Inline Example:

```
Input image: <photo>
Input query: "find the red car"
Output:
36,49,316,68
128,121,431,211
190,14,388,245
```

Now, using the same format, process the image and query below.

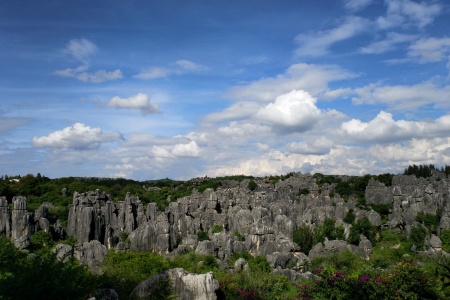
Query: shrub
293,226,314,254
416,212,440,234
30,230,54,255
410,224,427,251
212,224,223,234
0,237,96,300
441,229,450,252
349,216,377,245
197,230,210,241
248,180,257,191
298,188,310,196
248,255,272,273
234,231,245,241
100,250,169,299
344,209,356,224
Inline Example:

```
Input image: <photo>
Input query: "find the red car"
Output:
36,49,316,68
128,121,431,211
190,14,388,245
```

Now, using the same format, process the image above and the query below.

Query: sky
1,0,450,180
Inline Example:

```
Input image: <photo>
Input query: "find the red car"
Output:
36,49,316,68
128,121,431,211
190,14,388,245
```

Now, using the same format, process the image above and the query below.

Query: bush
100,250,169,299
212,224,223,234
248,255,272,273
234,231,245,241
416,212,440,234
349,216,377,245
298,188,310,196
197,230,210,241
344,209,356,224
293,226,314,254
0,237,96,300
441,229,450,252
248,180,257,191
410,224,427,251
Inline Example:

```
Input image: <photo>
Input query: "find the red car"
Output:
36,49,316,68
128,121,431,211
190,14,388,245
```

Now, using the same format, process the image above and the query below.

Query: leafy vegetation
0,237,97,300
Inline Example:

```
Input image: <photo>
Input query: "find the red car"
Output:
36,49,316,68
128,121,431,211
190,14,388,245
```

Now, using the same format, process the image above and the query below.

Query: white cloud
286,137,334,155
106,93,160,115
64,39,97,63
151,140,202,160
225,63,356,102
174,59,208,72
32,123,123,150
295,16,369,57
135,59,207,79
352,82,450,110
151,146,174,159
360,32,416,54
134,67,171,79
54,66,123,83
256,90,321,133
341,111,450,143
203,102,261,123
344,0,373,12
376,0,442,29
368,138,447,163
218,122,271,137
407,37,450,63
171,141,201,157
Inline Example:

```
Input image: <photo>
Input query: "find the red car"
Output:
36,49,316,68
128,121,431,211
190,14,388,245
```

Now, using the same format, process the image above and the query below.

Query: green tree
349,216,377,245
410,224,427,251
248,180,257,191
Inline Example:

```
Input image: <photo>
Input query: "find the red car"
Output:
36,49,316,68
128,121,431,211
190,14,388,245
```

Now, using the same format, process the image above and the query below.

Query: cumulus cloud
218,122,271,137
106,93,160,115
286,137,334,155
376,0,442,29
341,111,450,143
135,59,208,79
256,90,321,133
64,39,97,63
151,140,201,159
32,123,123,150
225,63,356,102
352,82,450,110
172,141,201,157
295,16,369,57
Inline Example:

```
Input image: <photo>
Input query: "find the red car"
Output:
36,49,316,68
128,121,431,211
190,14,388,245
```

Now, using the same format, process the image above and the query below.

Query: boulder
131,268,219,300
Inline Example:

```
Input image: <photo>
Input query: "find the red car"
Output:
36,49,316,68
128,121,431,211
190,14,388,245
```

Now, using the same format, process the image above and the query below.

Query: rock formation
1,172,450,275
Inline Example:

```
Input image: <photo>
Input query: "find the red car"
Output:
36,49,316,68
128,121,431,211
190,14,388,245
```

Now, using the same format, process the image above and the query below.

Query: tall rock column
11,196,34,240
0,197,11,237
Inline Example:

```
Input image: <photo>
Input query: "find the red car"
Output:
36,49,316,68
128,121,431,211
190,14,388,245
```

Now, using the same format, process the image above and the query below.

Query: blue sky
1,0,450,180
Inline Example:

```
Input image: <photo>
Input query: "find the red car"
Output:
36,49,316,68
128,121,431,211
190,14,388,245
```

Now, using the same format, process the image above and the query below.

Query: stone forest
1,164,450,299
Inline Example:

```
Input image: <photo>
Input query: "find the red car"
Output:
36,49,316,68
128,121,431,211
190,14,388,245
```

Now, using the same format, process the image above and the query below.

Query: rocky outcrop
11,196,35,244
74,240,107,274
0,197,10,237
130,268,219,300
2,171,450,274
308,237,372,260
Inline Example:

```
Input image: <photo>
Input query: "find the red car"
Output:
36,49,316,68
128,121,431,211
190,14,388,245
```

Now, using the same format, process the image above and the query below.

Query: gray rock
308,239,351,259
167,268,219,300
234,258,247,271
74,240,107,273
53,243,73,262
131,268,219,300
0,197,11,237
